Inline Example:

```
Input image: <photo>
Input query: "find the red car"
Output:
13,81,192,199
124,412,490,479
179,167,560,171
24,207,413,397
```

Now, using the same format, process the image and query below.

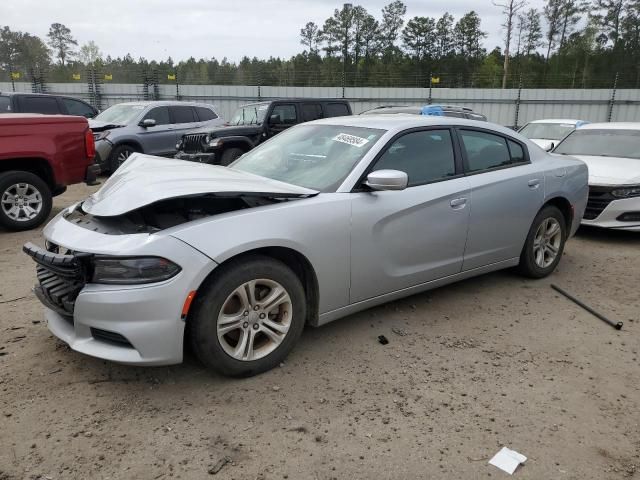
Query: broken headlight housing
91,256,181,285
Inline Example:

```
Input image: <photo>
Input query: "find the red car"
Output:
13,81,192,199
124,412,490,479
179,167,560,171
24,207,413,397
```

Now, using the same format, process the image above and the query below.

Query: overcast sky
2,0,547,63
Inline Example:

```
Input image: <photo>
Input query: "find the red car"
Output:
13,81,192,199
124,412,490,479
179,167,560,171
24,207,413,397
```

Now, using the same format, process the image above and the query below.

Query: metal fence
1,75,639,127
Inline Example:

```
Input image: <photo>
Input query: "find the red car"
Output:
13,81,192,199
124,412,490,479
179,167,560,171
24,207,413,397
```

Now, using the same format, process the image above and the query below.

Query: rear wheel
0,171,52,231
219,147,245,166
189,255,306,377
518,205,566,278
109,144,138,172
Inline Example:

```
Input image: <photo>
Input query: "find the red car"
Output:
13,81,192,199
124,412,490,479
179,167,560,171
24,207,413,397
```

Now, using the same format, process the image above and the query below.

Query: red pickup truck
0,113,99,231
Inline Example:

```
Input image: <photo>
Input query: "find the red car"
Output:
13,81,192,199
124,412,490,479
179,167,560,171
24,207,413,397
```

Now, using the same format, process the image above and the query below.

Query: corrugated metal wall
2,82,639,125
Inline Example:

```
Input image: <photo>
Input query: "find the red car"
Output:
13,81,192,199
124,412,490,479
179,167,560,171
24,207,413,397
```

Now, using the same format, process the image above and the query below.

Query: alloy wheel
1,183,43,222
217,279,293,361
117,148,133,167
533,217,562,268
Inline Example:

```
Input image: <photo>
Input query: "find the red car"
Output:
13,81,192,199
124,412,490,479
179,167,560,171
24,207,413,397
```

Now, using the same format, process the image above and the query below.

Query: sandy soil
1,183,639,480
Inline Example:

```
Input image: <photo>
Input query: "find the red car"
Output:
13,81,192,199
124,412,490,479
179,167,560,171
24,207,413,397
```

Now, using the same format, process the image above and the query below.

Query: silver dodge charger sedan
24,115,588,377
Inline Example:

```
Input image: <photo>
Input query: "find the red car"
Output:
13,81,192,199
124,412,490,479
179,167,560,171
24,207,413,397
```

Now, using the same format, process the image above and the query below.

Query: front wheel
517,205,567,278
219,147,245,166
0,171,52,231
188,255,306,377
109,144,138,172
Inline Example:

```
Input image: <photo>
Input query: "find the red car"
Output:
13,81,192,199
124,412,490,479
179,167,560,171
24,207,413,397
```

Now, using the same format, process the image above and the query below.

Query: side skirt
315,258,519,327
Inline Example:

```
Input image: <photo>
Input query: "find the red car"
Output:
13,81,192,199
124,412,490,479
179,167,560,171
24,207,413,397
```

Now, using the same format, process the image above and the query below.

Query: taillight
85,127,96,160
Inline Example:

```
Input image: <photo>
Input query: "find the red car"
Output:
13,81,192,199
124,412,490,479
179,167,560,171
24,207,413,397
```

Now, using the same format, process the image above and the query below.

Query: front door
138,106,176,156
266,104,298,137
350,128,471,303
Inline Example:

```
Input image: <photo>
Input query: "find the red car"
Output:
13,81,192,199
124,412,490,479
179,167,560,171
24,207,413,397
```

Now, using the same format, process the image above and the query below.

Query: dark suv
0,92,98,118
175,98,352,165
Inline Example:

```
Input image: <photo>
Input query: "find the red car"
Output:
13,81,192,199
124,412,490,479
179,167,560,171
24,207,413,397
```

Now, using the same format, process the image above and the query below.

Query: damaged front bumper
23,211,216,366
174,150,217,163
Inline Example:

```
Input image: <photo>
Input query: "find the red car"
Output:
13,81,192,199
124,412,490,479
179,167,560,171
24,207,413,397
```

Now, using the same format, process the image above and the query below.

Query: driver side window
271,104,297,125
372,129,456,187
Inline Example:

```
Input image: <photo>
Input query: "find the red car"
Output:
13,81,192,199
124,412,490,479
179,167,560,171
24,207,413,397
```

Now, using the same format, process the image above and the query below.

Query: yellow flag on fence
104,73,113,81
431,77,440,84
167,73,176,81
72,73,81,80
10,72,20,80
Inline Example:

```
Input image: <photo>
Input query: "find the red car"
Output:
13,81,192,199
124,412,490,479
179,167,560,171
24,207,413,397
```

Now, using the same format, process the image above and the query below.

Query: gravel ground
1,183,639,480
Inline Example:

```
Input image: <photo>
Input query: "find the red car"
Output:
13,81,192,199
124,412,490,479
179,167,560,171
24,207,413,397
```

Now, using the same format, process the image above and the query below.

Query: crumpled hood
82,154,318,217
89,119,125,131
569,154,640,186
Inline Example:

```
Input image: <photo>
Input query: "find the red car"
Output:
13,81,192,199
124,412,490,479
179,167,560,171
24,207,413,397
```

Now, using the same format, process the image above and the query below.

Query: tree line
1,0,640,89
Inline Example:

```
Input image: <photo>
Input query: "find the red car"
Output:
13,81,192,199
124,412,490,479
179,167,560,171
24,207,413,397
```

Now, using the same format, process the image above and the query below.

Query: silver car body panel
82,154,318,217
35,115,589,365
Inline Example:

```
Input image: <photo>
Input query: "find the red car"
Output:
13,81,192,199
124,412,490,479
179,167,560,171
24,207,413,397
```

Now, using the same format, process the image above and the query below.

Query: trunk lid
81,154,318,217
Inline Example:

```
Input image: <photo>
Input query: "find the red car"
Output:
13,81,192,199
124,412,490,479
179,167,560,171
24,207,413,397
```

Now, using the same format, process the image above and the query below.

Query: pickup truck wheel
109,144,138,172
0,171,52,231
189,255,306,377
220,147,245,166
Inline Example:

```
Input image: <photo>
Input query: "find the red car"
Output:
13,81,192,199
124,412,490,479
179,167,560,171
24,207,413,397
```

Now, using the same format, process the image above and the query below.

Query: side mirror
269,114,281,125
542,141,555,152
365,170,408,191
140,118,156,128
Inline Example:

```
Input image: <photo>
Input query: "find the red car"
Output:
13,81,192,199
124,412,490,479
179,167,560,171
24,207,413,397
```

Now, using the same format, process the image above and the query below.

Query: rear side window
508,140,525,163
20,96,61,114
0,96,11,112
460,130,512,172
302,103,323,122
325,103,350,117
195,107,217,121
143,106,170,125
170,106,197,123
271,104,297,124
62,98,95,117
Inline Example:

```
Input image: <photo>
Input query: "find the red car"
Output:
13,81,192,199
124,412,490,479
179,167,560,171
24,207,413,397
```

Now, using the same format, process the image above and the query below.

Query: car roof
111,101,216,107
528,119,586,124
578,122,640,130
240,98,348,107
310,114,516,136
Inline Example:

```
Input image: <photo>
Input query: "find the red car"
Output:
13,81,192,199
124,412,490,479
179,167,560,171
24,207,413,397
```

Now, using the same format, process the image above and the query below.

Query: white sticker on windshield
333,133,370,148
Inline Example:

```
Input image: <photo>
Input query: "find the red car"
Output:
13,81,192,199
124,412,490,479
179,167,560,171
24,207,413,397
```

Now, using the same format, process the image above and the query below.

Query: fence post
175,71,181,100
428,72,433,105
514,74,523,129
9,64,16,92
341,71,346,99
607,72,619,122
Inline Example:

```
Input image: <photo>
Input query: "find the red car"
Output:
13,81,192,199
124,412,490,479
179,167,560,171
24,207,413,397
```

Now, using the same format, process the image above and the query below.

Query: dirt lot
1,183,639,480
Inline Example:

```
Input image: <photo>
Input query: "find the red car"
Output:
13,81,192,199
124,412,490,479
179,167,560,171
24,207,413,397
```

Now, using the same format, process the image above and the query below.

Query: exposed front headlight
91,256,181,285
176,140,183,150
93,131,110,142
611,186,640,198
209,138,222,147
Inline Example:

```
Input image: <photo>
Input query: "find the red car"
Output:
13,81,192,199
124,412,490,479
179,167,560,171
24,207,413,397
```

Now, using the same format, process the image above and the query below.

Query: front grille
23,242,90,317
182,133,207,153
584,186,616,220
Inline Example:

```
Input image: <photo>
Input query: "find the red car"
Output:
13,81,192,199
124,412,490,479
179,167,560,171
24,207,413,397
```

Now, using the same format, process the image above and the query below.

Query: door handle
450,197,467,209
528,179,540,189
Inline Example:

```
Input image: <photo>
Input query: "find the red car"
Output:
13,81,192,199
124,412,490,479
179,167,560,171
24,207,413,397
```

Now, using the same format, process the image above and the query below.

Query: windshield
520,122,575,141
95,104,146,125
229,104,268,125
231,124,386,192
554,129,640,160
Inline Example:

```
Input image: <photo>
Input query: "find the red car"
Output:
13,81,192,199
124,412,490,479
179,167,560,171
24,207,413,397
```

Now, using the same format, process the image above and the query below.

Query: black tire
188,255,306,377
109,144,139,173
0,171,52,231
219,147,245,166
517,205,567,278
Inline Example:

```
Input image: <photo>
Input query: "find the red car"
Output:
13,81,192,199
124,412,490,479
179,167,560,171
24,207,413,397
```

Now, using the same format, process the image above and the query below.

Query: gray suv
91,101,223,172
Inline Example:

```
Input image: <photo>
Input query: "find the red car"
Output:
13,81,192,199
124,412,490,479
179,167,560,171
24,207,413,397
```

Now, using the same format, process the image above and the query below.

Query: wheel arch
113,139,144,153
191,246,320,326
0,158,55,190
543,196,574,234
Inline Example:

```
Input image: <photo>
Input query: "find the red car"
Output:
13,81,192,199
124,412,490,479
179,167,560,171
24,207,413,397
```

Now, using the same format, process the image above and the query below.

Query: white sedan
553,122,640,231
519,119,588,151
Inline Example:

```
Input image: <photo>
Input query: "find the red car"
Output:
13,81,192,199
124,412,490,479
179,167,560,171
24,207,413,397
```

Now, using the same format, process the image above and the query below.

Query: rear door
138,106,176,156
169,105,202,144
456,127,544,270
301,102,323,123
324,102,351,118
350,128,471,302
